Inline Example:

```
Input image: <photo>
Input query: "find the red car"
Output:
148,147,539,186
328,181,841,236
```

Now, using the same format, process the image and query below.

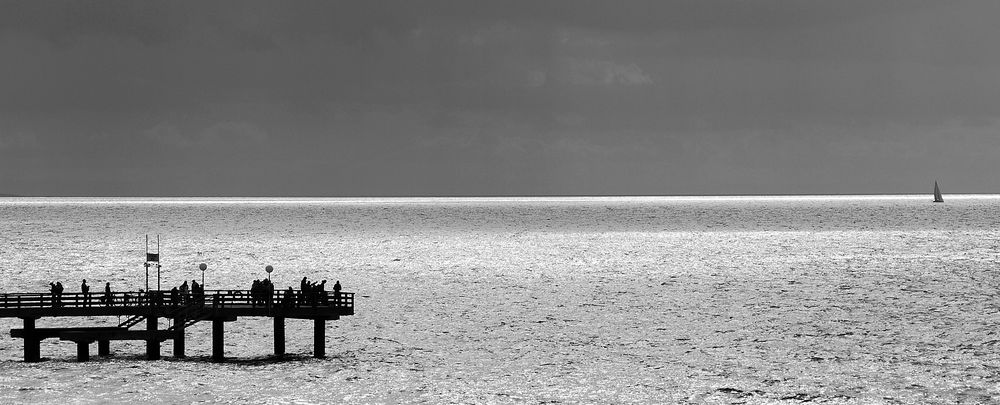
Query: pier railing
0,289,354,311
4,287,355,362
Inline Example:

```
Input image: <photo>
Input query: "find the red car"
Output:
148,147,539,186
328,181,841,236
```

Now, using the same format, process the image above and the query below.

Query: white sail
933,181,943,202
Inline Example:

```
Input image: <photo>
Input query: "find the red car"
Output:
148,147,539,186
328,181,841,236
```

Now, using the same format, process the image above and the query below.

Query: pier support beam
21,317,40,362
146,316,160,360
274,317,285,357
76,341,90,362
98,340,110,356
173,317,185,358
212,319,225,362
313,318,325,358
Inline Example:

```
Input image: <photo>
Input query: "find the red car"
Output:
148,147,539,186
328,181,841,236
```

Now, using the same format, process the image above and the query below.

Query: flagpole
156,235,161,291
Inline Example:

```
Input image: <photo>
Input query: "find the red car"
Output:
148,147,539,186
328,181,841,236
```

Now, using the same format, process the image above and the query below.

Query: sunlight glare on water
0,196,998,403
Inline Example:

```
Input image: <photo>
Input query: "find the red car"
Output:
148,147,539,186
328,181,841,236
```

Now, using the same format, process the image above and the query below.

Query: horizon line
0,192,993,199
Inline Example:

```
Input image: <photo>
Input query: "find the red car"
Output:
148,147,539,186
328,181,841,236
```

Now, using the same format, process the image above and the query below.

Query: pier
0,289,354,362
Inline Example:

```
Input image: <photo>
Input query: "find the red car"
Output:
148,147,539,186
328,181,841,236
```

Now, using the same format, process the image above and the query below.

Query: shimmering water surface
0,196,998,404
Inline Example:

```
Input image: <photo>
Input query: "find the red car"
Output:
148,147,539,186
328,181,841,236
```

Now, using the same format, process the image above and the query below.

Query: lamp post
199,263,207,288
265,265,273,282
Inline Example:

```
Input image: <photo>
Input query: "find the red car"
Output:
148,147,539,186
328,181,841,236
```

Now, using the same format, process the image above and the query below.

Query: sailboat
933,181,944,203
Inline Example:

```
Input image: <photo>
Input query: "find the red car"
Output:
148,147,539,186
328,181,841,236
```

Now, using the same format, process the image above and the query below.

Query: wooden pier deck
0,289,354,362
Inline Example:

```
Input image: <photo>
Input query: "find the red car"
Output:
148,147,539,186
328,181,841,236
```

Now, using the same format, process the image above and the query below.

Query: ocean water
0,196,998,404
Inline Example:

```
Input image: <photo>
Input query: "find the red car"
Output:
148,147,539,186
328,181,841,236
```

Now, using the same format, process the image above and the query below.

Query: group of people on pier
169,279,206,305
49,279,115,307
45,277,343,309
48,281,64,306
250,276,342,309
250,278,275,306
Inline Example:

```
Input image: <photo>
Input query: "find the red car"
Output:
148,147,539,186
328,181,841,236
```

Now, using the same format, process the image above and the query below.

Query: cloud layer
0,1,997,195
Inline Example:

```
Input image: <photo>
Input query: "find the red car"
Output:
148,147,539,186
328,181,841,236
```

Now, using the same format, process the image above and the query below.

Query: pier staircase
117,314,145,329
167,304,214,331
116,302,213,330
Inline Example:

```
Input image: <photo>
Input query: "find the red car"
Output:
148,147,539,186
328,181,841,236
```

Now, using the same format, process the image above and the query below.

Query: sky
1,0,999,196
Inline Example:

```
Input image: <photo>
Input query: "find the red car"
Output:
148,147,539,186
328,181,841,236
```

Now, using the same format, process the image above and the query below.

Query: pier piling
173,316,185,358
212,319,224,362
76,341,90,362
98,339,110,356
274,316,285,357
21,317,40,362
314,318,325,358
146,316,160,360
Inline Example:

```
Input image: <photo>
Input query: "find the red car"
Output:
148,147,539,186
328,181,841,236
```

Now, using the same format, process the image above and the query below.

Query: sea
0,196,998,404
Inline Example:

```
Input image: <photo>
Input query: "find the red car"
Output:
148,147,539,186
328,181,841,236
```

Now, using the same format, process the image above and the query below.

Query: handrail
0,289,354,310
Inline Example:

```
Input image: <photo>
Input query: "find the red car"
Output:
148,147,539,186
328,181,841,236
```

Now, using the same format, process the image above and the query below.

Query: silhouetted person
50,282,58,307
103,282,113,306
283,287,295,309
333,280,341,304
251,279,261,306
81,279,90,307
170,287,179,306
55,282,64,306
179,281,189,303
192,279,203,305
306,281,317,307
